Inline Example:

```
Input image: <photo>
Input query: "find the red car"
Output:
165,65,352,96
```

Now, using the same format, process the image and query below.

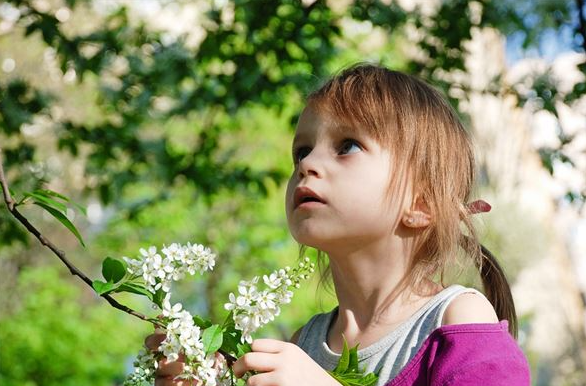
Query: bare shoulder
441,292,499,326
289,326,303,345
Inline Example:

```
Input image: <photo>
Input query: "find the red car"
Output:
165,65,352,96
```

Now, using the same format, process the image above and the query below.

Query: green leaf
152,289,165,309
33,202,86,247
101,256,126,283
328,338,377,386
236,342,251,357
333,338,350,373
193,315,213,329
92,280,115,295
361,374,378,386
220,332,240,355
115,282,152,298
202,324,223,355
25,192,68,213
348,344,359,372
37,189,87,215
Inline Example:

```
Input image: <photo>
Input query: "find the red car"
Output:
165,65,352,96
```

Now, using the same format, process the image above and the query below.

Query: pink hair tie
468,200,491,214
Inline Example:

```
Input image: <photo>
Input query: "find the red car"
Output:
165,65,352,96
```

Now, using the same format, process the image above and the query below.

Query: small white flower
256,290,276,310
236,280,258,308
140,246,159,260
224,292,238,311
123,256,142,275
162,243,186,263
162,295,183,318
262,272,282,289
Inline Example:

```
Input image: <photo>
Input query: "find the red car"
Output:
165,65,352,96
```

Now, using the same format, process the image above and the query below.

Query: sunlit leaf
115,282,152,298
25,192,68,213
202,324,223,355
333,338,350,373
36,189,87,216
33,202,86,247
92,280,115,295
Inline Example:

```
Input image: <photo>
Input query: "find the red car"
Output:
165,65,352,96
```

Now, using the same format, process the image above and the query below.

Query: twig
0,148,240,364
0,147,163,328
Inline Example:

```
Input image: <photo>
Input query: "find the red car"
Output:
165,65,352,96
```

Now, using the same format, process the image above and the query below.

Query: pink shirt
386,321,530,386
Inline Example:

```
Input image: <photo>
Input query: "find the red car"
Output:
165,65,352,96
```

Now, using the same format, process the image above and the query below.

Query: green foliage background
0,0,584,385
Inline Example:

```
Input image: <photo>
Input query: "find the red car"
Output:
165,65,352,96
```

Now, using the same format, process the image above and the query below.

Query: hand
144,328,198,386
233,339,340,386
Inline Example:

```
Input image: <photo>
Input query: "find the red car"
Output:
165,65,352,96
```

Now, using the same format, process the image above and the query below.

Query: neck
322,234,441,347
328,240,411,327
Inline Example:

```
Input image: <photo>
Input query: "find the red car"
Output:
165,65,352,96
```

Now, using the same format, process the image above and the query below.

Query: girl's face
285,107,407,252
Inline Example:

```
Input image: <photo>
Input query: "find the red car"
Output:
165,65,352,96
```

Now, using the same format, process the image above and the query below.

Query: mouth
294,186,326,209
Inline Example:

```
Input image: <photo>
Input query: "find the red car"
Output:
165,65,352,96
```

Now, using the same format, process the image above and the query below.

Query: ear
401,194,432,228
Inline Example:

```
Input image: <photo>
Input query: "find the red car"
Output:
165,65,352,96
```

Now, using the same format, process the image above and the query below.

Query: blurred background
0,0,585,385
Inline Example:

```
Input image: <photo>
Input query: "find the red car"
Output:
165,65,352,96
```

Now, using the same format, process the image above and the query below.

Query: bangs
306,68,403,146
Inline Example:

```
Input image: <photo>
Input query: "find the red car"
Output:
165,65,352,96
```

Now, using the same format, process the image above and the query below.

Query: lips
294,186,326,209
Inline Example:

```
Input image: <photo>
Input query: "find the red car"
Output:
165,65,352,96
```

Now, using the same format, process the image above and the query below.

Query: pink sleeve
430,322,530,386
386,321,531,386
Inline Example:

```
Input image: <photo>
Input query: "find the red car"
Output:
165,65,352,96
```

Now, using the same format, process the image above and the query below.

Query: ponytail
462,235,518,338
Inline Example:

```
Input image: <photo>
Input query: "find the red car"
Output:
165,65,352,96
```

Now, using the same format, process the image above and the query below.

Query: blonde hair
304,64,517,337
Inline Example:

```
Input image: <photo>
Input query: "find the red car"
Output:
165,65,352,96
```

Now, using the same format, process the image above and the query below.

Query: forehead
294,106,360,140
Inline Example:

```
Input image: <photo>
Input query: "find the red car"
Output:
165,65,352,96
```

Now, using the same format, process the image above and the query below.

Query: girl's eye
339,139,362,155
293,146,311,163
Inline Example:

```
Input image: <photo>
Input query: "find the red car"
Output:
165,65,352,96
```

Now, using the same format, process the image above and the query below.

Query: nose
297,151,323,179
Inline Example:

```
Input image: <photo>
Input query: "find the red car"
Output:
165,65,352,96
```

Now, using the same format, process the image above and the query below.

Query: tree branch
0,148,241,363
0,147,162,328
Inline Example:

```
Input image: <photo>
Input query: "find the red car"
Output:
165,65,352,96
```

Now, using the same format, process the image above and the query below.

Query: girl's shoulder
441,291,499,326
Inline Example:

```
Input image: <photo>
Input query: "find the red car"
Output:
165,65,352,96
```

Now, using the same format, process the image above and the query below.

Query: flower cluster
124,243,216,293
123,241,314,386
224,257,316,343
125,295,232,386
159,295,205,362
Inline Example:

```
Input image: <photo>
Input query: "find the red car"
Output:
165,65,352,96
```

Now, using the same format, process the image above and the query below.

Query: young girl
148,64,530,386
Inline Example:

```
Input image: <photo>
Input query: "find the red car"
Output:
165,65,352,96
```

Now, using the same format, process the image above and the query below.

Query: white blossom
122,242,217,294
225,257,315,343
162,243,186,263
125,244,314,386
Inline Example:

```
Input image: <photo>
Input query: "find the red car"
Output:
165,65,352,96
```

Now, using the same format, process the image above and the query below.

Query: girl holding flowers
148,64,530,385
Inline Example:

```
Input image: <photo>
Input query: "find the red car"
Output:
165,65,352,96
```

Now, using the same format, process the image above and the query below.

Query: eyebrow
291,132,309,146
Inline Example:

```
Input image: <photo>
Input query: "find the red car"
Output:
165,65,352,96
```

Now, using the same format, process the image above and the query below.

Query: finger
246,372,274,386
233,352,276,378
156,357,185,377
145,332,166,351
251,339,286,353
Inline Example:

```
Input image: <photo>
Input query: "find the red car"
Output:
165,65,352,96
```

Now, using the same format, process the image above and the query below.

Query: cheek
285,177,295,218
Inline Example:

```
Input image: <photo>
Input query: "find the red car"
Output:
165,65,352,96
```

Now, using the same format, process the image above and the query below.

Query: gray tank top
296,285,485,385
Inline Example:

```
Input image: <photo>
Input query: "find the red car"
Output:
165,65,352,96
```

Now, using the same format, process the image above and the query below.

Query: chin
290,228,334,252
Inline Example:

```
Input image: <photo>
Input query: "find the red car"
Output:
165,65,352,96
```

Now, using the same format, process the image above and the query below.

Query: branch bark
0,147,162,328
